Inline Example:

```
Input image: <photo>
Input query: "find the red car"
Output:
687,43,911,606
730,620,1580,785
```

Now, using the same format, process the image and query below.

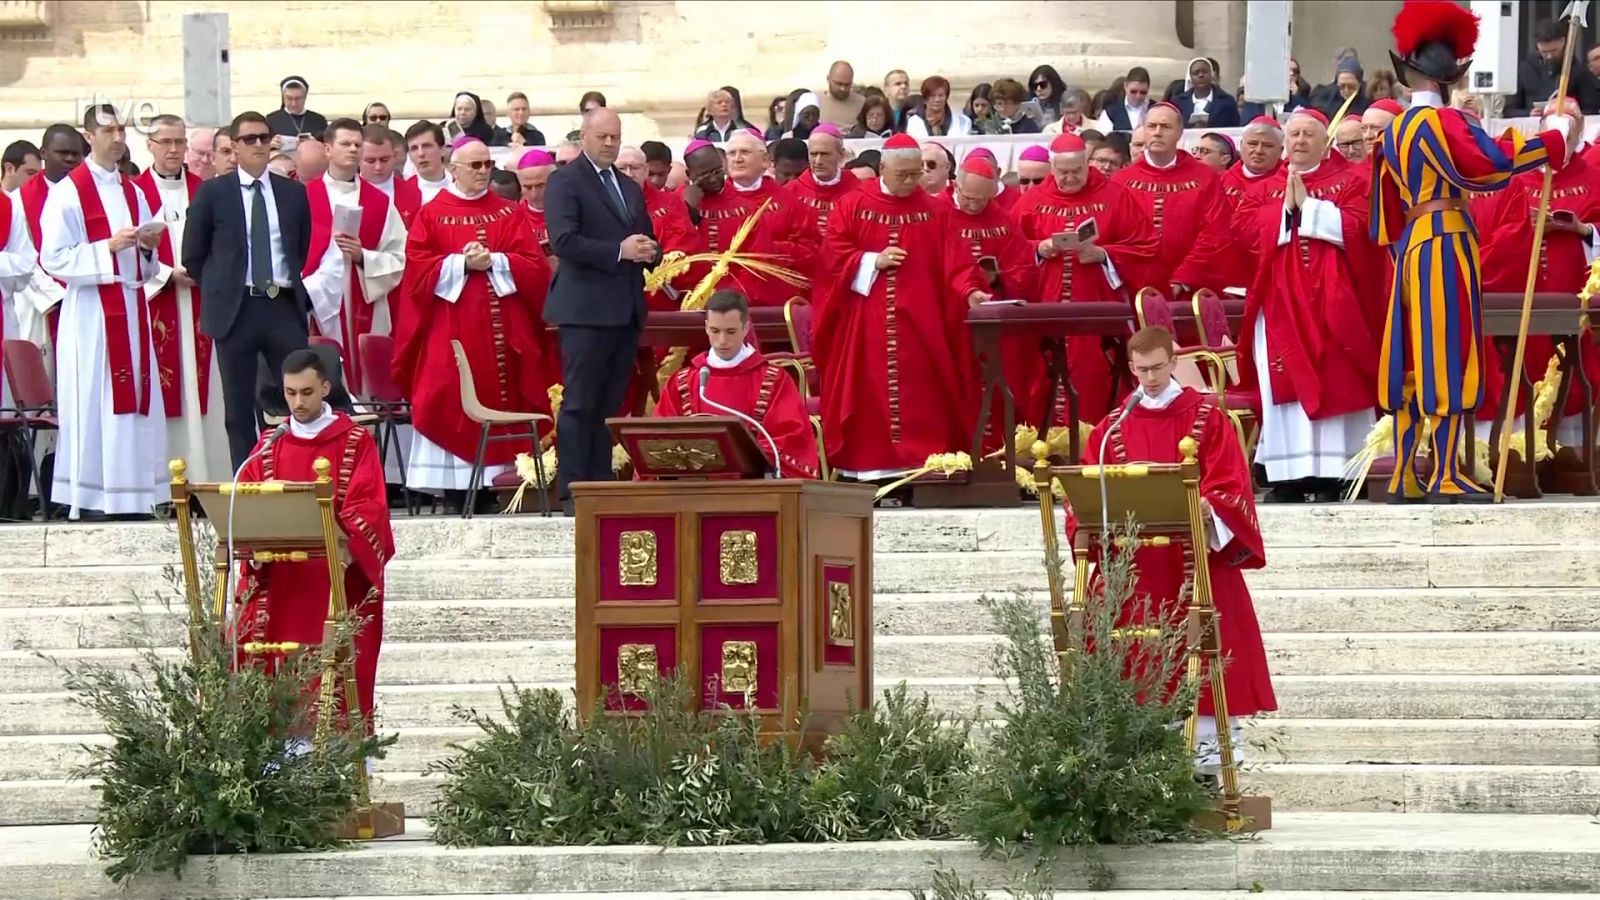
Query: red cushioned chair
763,296,830,479
358,333,416,514
2,339,58,519
1133,288,1256,456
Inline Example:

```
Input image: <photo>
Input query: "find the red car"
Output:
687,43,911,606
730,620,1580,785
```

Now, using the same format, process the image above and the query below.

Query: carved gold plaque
721,640,758,695
637,438,726,472
616,643,658,696
718,530,758,585
828,581,855,645
617,530,657,586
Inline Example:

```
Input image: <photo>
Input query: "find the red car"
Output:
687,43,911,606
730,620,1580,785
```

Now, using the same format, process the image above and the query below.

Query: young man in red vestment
360,125,420,228
1221,116,1284,208
653,290,820,478
1235,108,1381,503
1076,326,1276,776
393,138,556,506
682,131,816,307
1475,97,1600,448
815,132,990,478
1112,101,1238,295
1019,132,1159,425
235,349,393,735
785,124,857,244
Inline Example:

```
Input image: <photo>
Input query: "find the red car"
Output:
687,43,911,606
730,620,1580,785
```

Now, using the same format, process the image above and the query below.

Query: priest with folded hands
653,289,819,478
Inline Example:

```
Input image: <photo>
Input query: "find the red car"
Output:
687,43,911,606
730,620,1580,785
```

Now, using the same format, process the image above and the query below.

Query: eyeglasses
367,114,390,123
1018,177,1044,186
235,133,272,146
922,160,940,172
456,159,494,172
1336,140,1365,152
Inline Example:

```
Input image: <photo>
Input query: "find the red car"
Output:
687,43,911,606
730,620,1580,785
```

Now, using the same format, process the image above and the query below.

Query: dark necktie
249,181,272,291
599,167,628,220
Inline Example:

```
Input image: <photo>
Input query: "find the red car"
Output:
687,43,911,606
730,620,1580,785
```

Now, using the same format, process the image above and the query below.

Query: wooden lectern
1028,440,1270,834
169,458,404,841
574,418,875,743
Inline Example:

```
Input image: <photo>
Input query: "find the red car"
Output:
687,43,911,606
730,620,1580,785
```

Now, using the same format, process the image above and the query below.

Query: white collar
153,166,186,183
323,171,358,190
1126,98,1149,111
1143,150,1180,170
1410,90,1443,109
812,169,842,187
584,153,614,177
447,182,488,201
731,176,766,193
1137,381,1183,410
366,174,395,192
289,403,337,438
237,167,270,189
1243,163,1274,179
705,343,755,369
418,170,450,186
87,158,121,184
1292,161,1321,176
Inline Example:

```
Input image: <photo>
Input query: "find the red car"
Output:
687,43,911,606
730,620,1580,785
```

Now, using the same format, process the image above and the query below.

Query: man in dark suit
542,107,659,514
182,110,314,468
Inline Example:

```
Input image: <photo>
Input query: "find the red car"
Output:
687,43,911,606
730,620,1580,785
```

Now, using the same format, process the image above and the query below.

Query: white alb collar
705,343,755,369
1143,150,1180,170
1410,90,1443,109
812,169,842,187
731,176,766,193
1137,380,1183,410
289,403,338,439
88,157,121,184
447,182,488,201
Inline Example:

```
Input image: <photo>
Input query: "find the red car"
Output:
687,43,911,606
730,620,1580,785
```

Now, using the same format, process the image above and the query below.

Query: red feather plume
1392,0,1480,60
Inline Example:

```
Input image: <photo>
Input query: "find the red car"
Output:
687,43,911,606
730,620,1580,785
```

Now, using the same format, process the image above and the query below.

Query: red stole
19,173,63,348
304,177,387,391
68,163,152,415
133,169,211,418
391,175,422,226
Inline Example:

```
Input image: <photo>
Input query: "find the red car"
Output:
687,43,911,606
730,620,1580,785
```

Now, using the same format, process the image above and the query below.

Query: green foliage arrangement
57,576,393,884
950,532,1214,853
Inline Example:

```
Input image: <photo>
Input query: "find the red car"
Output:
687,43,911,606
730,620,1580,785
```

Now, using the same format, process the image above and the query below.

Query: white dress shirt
236,168,290,288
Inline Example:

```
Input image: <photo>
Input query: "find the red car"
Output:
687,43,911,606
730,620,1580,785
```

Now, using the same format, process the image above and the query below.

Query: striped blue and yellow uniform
1371,104,1560,496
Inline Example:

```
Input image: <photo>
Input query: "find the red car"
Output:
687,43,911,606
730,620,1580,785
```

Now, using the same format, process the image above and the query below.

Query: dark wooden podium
573,418,876,742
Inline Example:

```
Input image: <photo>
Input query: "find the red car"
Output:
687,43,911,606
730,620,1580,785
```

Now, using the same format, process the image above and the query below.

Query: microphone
222,420,291,667
1098,388,1144,543
698,366,783,479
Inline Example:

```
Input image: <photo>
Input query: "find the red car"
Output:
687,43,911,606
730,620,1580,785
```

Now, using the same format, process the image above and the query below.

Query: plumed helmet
1389,0,1480,87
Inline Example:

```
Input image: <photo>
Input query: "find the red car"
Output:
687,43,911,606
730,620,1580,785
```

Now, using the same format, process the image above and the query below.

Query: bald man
542,107,660,513
820,60,865,128
785,125,854,242
681,130,815,307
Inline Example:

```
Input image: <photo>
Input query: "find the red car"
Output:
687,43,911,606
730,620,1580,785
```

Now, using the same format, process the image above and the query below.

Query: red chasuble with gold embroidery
1018,170,1160,424
393,190,557,465
1234,164,1383,420
1475,156,1600,420
653,350,820,478
785,168,860,244
951,197,1040,443
233,413,393,725
1072,387,1277,718
1113,153,1237,293
815,184,986,473
693,177,817,307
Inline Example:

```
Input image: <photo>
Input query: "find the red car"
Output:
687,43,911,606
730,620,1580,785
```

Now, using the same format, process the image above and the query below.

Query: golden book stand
1029,438,1269,833
169,458,404,841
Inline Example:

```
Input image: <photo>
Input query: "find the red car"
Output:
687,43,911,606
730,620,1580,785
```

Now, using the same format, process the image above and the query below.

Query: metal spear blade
1564,0,1590,27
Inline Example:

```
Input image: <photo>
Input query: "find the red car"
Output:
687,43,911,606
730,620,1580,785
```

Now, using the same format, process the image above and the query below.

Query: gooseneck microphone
1098,388,1144,542
698,366,783,479
223,420,290,665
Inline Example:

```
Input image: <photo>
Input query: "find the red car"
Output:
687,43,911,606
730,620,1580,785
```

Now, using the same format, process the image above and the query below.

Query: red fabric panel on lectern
600,624,678,711
598,515,677,602
822,563,857,667
699,622,780,710
699,513,779,601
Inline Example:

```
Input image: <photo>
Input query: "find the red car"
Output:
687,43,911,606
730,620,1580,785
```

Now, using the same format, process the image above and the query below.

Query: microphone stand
699,366,782,478
1099,388,1144,545
223,422,288,667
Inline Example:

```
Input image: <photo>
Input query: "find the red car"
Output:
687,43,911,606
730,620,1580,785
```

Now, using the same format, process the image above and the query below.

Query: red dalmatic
1113,153,1238,293
693,177,817,307
653,350,821,478
1475,156,1600,420
815,184,985,472
1018,170,1158,424
1072,387,1277,718
233,413,394,725
1220,160,1283,209
393,190,557,466
1234,164,1383,420
785,168,860,244
133,169,212,418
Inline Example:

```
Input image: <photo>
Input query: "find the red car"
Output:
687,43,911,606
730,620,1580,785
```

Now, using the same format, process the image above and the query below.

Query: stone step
6,543,1600,610
11,586,1600,651
7,673,1599,737
11,761,1597,826
10,630,1600,693
253,895,1600,900
4,718,1593,784
3,813,1597,898
7,503,1595,572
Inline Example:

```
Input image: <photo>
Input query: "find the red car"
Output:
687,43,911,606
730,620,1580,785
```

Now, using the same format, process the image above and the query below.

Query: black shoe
1309,478,1347,503
561,498,576,518
1262,484,1306,503
1386,491,1428,504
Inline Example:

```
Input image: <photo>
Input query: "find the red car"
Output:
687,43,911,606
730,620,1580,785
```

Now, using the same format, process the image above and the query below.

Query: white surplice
4,186,64,378
302,173,407,346
141,169,230,483
416,172,451,205
1251,181,1373,482
0,193,36,409
40,159,169,517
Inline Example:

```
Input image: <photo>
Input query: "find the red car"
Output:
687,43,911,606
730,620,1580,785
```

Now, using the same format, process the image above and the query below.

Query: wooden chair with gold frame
169,456,404,841
1027,439,1270,834
759,295,832,480
1133,288,1255,457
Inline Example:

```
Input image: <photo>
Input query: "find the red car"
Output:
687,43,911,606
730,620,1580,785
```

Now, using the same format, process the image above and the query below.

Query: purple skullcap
450,134,484,151
1018,144,1050,163
810,123,843,139
685,138,715,156
746,127,764,139
518,149,556,168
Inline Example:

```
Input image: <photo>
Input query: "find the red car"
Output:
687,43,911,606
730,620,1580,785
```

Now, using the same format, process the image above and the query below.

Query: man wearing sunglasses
183,110,314,468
